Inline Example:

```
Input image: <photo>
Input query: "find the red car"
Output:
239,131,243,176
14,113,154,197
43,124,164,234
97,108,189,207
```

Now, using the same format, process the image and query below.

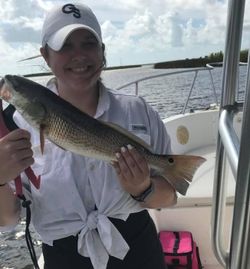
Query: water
0,66,248,269
103,65,247,118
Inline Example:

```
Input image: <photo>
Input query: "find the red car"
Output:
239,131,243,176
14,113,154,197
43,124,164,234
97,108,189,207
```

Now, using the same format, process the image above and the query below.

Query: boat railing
115,66,218,114
211,0,250,268
206,62,247,68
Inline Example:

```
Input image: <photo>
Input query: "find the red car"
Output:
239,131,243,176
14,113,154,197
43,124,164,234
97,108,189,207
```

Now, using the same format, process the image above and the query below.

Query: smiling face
40,28,104,95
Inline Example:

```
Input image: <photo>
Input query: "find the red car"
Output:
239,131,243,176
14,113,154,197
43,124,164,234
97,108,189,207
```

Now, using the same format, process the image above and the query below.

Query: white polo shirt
6,80,172,269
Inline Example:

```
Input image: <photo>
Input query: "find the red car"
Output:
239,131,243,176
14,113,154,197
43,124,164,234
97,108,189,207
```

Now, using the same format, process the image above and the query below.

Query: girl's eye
81,41,99,49
60,43,72,51
59,40,99,52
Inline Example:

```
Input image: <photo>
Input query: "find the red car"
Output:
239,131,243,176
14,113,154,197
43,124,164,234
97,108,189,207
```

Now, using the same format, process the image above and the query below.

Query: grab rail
218,109,240,179
229,46,250,269
115,67,218,114
211,0,247,268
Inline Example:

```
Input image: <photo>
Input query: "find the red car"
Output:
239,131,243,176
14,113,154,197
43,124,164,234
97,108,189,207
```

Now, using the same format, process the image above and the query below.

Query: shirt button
89,164,95,171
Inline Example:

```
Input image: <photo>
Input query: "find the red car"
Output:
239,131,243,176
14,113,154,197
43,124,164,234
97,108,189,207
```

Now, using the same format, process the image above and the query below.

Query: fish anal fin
40,124,46,155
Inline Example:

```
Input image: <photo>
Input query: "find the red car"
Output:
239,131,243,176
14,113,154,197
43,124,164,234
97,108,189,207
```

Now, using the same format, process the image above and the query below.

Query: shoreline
22,49,248,78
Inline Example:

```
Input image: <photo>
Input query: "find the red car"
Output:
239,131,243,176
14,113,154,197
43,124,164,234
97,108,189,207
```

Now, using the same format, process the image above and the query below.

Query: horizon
0,0,250,76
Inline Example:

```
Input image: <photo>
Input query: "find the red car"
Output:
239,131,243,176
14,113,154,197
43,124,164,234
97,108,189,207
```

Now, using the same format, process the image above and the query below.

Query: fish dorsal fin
99,120,152,151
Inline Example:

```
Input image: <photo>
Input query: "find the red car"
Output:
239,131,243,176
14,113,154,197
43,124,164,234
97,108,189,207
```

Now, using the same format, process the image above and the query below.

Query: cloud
0,0,44,44
0,35,40,75
0,0,15,21
156,12,184,47
100,0,239,65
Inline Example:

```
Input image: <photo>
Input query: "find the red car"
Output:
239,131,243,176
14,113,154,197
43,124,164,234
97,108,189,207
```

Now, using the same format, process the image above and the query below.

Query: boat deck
150,144,234,269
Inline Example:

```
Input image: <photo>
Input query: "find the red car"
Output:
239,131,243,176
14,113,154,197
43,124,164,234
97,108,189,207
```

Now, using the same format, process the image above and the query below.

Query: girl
0,3,176,269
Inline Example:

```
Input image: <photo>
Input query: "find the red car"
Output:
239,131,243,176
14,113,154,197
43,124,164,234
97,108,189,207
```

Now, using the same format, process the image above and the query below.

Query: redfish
0,75,206,195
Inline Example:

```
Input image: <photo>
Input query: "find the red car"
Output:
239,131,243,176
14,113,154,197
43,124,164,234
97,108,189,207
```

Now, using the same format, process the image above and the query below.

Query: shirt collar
46,77,58,94
94,82,110,119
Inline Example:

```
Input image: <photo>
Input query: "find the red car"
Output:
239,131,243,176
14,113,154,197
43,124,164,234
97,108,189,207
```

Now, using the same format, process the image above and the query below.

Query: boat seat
176,145,235,207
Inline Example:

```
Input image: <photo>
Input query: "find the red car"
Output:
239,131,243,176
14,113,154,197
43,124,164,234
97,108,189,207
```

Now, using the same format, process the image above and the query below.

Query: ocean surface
0,65,248,269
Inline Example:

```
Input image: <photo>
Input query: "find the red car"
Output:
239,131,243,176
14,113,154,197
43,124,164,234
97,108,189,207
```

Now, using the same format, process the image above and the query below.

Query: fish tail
155,155,206,195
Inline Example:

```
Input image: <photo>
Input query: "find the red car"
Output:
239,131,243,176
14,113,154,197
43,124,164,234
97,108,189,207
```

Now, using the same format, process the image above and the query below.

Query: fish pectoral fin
99,119,152,151
39,124,46,155
159,155,206,195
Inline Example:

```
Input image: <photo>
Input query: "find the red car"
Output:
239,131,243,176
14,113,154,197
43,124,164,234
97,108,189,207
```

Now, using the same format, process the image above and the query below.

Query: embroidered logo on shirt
130,124,147,133
62,4,81,18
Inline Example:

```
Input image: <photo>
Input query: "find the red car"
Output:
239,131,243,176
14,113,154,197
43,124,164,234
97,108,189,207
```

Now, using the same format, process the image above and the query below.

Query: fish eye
168,157,174,165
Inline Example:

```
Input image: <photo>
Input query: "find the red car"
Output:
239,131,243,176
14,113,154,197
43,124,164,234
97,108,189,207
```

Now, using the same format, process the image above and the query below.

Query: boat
115,65,240,269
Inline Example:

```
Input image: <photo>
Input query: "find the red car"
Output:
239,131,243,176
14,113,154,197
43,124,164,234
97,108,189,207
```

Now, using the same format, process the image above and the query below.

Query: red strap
25,167,41,189
14,176,23,196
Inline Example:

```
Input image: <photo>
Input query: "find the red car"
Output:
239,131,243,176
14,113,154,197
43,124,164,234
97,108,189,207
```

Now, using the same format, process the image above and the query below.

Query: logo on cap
62,4,81,18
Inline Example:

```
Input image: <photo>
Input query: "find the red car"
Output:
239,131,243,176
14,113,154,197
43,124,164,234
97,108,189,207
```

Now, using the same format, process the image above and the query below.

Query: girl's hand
112,145,151,196
0,129,34,184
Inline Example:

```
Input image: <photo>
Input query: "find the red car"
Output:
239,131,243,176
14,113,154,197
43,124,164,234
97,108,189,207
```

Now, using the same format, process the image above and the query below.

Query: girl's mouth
70,66,88,73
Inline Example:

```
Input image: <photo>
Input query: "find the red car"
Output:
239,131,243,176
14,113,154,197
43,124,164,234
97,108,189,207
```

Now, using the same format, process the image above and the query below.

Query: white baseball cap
41,3,102,51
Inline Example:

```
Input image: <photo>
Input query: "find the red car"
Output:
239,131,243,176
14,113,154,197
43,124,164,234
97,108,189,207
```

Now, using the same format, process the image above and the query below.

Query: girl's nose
69,45,87,58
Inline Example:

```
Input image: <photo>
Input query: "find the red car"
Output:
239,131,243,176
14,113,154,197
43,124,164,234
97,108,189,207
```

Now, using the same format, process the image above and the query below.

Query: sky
0,0,249,76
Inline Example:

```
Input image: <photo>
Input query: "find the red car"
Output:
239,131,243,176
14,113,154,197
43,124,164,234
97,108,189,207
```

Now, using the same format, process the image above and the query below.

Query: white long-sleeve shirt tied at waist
78,210,129,269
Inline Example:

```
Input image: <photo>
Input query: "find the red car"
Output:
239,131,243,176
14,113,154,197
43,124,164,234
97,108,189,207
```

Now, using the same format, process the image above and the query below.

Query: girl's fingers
118,146,142,178
7,129,31,141
114,145,150,183
112,147,151,195
11,148,34,162
119,145,149,178
110,160,121,175
9,139,32,151
127,145,149,173
115,151,133,180
19,156,35,169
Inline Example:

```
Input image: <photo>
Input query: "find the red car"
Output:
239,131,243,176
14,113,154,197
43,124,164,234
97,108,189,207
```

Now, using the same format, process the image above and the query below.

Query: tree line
154,49,248,69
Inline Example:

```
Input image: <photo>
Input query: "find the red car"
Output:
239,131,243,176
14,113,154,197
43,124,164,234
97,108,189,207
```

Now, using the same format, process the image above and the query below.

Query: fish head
0,75,47,128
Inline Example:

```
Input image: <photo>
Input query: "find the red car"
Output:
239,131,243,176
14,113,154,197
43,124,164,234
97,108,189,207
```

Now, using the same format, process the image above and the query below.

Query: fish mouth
0,78,4,88
0,78,12,102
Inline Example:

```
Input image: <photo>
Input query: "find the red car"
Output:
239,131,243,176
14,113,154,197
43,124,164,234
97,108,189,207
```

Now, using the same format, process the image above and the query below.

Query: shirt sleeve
0,181,30,232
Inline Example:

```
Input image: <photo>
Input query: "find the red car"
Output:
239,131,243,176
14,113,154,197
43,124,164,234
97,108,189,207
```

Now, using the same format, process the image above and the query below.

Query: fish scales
45,105,150,161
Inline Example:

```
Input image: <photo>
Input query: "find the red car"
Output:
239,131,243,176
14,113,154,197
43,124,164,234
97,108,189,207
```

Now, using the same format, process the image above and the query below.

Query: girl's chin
64,75,98,89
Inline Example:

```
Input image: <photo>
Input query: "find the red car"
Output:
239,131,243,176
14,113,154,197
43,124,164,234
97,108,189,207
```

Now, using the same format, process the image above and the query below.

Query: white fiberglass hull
149,108,242,268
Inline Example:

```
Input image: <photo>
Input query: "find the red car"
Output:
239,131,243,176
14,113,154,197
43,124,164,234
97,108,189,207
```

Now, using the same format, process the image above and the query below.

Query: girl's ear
101,43,106,67
40,47,50,67
102,43,105,53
